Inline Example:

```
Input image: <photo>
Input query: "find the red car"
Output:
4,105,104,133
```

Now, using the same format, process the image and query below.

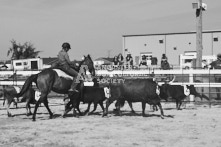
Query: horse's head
80,54,95,76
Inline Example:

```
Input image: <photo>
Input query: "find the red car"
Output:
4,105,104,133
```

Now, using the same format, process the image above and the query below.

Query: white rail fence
0,69,220,87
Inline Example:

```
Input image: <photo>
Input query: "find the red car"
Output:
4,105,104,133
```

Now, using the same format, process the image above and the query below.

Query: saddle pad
53,69,73,80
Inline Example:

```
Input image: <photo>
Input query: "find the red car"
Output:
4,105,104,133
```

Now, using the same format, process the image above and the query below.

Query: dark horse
16,55,95,121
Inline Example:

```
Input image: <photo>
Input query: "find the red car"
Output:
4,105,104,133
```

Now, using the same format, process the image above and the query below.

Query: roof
42,57,58,65
95,57,113,62
0,60,11,64
122,30,221,37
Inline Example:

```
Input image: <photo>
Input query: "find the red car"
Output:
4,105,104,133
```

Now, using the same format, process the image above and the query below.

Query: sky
1,0,221,61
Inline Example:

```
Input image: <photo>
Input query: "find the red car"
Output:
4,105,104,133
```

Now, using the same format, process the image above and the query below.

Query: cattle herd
1,75,210,121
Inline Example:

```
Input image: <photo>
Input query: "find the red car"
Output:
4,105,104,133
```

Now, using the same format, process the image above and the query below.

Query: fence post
209,68,211,108
189,69,195,102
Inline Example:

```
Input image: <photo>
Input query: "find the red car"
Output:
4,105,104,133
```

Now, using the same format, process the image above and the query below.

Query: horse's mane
78,54,92,65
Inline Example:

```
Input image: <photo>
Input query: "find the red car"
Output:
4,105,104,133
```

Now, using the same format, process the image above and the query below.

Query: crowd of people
112,53,170,70
112,53,133,69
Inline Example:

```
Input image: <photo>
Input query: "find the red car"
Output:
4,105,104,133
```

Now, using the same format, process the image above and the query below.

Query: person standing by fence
161,54,170,70
210,53,221,99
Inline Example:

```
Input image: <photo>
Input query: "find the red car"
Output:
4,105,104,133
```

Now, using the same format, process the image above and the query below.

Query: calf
2,86,40,116
64,80,110,116
160,84,209,110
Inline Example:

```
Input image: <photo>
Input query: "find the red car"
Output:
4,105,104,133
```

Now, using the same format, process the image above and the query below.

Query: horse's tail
16,74,38,98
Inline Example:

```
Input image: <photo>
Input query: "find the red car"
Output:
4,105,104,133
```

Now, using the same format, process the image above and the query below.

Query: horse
16,54,95,121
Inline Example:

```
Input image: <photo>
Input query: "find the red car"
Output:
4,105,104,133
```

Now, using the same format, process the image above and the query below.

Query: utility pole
196,0,203,69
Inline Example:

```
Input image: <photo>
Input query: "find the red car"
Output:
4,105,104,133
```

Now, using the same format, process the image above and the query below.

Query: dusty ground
0,98,221,147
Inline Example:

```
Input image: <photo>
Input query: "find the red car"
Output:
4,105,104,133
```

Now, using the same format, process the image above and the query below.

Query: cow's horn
168,75,176,84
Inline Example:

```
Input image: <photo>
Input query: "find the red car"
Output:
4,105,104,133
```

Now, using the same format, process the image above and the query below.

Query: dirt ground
0,98,221,147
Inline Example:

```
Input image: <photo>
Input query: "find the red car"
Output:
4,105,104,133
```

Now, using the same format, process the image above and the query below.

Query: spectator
210,53,221,69
210,53,221,99
117,53,124,65
113,55,119,65
161,54,170,70
126,53,133,65
151,57,158,65
139,55,147,66
161,54,168,64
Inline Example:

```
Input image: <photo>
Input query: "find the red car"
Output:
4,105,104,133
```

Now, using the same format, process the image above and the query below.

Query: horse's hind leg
32,93,52,121
43,98,53,119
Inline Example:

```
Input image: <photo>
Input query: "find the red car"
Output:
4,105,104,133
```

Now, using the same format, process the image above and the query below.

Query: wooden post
196,0,203,69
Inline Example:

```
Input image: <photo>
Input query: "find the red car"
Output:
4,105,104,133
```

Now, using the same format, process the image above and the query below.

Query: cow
64,79,110,116
159,83,209,110
2,85,40,116
113,84,163,113
102,78,164,118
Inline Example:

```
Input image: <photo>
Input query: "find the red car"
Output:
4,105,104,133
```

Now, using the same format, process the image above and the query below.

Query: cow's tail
195,92,210,101
16,74,38,98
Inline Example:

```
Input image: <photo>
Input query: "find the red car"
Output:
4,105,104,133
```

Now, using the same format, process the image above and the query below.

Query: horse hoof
49,116,53,119
161,115,164,119
102,114,108,117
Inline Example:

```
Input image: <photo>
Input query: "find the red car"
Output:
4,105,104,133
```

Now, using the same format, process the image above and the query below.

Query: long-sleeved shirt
57,49,72,66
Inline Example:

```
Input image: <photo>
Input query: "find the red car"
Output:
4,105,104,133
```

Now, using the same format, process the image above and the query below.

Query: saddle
51,61,79,77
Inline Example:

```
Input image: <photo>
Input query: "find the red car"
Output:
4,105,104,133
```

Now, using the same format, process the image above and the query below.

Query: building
122,30,221,66
0,57,58,71
94,57,113,66
42,57,58,69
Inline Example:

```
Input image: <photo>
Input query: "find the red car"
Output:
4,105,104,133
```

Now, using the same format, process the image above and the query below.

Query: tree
7,39,41,60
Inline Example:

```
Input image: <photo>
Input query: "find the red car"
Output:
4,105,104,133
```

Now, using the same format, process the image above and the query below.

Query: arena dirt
0,98,221,147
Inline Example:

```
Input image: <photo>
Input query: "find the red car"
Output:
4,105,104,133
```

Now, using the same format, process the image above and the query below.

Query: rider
57,42,79,92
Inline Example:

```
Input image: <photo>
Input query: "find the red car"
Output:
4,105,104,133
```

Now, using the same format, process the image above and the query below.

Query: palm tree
7,39,41,60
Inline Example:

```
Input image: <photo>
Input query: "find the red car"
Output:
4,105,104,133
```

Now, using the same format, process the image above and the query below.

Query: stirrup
68,89,79,92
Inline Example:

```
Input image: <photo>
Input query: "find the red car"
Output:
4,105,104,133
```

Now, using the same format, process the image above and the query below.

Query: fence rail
0,69,220,87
